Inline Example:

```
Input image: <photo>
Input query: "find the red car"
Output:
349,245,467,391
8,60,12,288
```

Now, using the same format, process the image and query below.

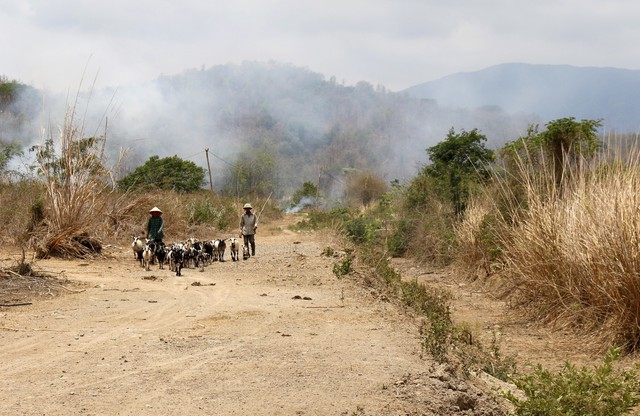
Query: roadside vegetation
295,118,640,414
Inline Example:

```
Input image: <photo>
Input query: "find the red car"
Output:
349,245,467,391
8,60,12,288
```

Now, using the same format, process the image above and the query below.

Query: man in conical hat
147,207,164,243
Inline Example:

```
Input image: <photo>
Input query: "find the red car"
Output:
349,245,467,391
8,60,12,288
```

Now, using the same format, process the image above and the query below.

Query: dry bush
494,139,640,350
453,192,493,273
101,192,155,241
0,181,44,246
344,171,388,208
410,198,457,266
29,92,124,258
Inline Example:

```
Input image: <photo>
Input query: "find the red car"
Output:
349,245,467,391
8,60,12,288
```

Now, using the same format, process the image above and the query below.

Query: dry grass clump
101,192,155,241
344,171,388,209
30,97,119,258
0,181,44,246
495,141,640,350
454,193,494,273
410,198,458,266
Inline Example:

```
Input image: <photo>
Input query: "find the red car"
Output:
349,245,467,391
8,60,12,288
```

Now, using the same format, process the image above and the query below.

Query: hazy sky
2,0,639,92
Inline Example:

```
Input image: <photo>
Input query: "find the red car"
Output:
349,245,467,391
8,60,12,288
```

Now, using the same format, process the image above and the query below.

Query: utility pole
205,148,214,195
316,168,322,208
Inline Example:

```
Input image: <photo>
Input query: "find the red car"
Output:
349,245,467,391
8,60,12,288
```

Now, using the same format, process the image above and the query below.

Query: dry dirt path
0,215,506,416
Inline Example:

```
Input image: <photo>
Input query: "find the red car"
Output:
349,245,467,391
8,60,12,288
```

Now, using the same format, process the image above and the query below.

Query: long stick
256,192,272,224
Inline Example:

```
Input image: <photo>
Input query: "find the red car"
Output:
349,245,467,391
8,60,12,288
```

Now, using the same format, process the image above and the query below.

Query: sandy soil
0,214,518,415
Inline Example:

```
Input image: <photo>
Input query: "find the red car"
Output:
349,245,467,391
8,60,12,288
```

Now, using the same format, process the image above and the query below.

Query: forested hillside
103,62,536,199
3,62,536,199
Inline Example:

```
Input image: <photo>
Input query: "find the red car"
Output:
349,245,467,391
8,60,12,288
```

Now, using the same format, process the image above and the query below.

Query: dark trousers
243,234,255,255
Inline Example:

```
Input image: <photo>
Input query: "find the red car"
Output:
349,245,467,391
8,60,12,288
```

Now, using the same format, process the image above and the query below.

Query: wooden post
205,148,214,195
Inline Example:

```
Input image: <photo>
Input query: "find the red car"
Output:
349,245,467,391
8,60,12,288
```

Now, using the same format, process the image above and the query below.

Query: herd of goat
131,236,249,276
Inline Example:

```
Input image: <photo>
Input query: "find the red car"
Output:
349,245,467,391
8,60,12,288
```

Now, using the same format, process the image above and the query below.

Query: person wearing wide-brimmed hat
239,203,257,257
147,207,164,243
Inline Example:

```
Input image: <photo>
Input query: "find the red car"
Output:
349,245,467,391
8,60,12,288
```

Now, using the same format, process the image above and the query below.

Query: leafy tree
0,141,22,177
31,136,106,181
424,128,495,215
501,117,602,186
0,76,24,110
118,155,206,192
221,148,278,197
0,76,40,116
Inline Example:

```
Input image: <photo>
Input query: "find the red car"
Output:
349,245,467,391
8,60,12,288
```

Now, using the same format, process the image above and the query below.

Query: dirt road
0,215,505,415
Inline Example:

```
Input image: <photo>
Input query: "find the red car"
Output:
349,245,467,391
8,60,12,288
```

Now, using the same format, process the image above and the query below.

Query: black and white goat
202,240,215,264
152,240,167,269
213,239,227,262
168,243,186,276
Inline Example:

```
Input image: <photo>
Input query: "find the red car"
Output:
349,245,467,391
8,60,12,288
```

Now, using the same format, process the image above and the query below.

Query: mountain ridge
404,63,640,132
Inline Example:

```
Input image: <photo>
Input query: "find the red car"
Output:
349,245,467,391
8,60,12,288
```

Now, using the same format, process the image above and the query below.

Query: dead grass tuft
0,181,44,246
494,138,640,351
454,193,494,273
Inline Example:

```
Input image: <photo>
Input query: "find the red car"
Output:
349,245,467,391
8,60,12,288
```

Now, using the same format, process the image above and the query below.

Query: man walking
239,203,257,257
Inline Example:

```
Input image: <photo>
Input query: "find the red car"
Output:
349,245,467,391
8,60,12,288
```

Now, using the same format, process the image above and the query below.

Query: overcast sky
2,0,640,93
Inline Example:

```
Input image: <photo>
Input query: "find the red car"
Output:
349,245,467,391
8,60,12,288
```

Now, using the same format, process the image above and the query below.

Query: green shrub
471,332,517,381
187,197,235,230
375,256,401,286
409,283,454,363
293,207,351,230
344,216,380,244
504,348,640,415
333,255,352,277
387,219,410,257
188,198,217,224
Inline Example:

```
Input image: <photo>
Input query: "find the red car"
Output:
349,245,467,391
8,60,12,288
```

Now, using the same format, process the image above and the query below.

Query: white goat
142,239,153,271
132,236,145,265
229,237,239,261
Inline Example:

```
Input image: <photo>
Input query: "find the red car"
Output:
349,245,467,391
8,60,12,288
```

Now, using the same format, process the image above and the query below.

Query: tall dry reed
31,94,119,257
495,138,640,350
454,192,495,273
